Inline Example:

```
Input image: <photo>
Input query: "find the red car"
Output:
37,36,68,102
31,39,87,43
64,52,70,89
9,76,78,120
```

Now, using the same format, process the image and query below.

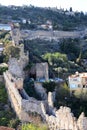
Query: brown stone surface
36,62,49,80
0,126,15,130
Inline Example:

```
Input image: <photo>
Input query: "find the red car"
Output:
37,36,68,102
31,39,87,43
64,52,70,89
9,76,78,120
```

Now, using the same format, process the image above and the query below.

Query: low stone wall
22,99,47,119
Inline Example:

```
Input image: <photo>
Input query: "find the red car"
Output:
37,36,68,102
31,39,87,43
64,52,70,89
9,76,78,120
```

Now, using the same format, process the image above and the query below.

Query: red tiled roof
0,126,15,130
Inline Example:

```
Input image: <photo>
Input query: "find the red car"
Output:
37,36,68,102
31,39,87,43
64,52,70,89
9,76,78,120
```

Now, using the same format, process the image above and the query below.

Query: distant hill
0,5,87,31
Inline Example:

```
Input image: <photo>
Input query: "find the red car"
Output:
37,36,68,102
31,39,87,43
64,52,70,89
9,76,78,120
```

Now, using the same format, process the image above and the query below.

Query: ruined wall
46,92,87,130
3,71,47,122
4,71,87,130
8,44,29,78
4,71,22,118
21,30,81,41
8,58,24,78
45,106,87,130
11,28,21,45
36,63,49,81
34,82,47,100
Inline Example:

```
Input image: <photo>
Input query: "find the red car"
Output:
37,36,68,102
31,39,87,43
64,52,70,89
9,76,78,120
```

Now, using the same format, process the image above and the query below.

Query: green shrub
43,81,56,94
0,66,8,75
0,82,7,103
8,118,20,128
22,123,48,130
24,80,41,100
3,45,20,62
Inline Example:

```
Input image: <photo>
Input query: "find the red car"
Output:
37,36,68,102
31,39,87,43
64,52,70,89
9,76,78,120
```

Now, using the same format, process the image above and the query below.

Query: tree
3,45,20,62
56,82,70,101
70,7,72,12
43,81,56,94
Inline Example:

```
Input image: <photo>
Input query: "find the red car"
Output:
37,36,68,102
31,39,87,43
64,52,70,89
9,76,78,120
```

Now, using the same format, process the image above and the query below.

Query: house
68,72,87,93
37,20,53,30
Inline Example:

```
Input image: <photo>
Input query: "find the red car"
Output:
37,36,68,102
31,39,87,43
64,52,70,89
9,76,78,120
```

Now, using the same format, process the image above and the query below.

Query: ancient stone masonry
11,28,21,45
4,62,87,130
36,63,49,81
4,71,48,122
45,106,87,130
8,44,29,78
3,28,87,129
4,70,87,130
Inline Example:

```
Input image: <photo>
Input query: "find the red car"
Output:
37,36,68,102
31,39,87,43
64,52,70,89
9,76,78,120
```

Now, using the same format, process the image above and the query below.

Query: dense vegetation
59,38,80,60
3,45,20,62
0,66,8,75
43,81,56,94
22,123,48,130
24,79,42,100
1,4,87,127
24,37,87,79
0,5,87,30
0,82,20,128
54,82,87,118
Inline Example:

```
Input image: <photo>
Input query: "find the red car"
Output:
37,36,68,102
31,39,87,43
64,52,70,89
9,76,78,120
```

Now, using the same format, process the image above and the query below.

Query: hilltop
0,5,87,31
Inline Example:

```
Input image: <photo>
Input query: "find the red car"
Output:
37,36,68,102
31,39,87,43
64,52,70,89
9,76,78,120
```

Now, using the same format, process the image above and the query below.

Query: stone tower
36,62,49,81
11,28,21,45
8,44,29,78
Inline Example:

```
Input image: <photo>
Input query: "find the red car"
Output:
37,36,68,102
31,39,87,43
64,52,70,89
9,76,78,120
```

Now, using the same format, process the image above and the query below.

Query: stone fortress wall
4,70,87,130
8,44,29,78
45,105,87,130
4,71,48,122
3,28,87,130
21,30,82,41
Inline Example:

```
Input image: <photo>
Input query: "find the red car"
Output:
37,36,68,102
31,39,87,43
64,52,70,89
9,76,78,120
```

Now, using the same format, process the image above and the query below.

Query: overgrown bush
43,81,56,94
3,45,20,62
0,82,19,128
59,38,80,60
24,80,42,100
8,118,20,128
22,123,48,130
0,66,8,75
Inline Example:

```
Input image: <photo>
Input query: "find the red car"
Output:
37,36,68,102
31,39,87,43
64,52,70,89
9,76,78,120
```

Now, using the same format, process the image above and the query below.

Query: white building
68,72,87,92
22,19,27,24
0,43,4,55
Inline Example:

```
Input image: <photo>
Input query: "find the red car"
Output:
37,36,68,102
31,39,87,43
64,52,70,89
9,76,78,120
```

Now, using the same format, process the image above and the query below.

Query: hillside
24,36,87,79
0,5,87,31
